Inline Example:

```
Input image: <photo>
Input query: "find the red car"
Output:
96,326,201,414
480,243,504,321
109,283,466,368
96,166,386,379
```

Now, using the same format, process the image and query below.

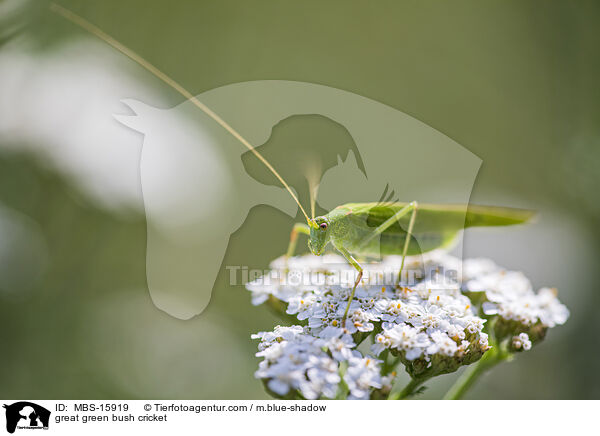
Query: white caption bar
1,400,596,435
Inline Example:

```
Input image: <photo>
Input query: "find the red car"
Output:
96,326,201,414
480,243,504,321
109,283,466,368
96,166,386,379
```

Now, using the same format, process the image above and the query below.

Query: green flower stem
443,347,504,400
389,377,426,400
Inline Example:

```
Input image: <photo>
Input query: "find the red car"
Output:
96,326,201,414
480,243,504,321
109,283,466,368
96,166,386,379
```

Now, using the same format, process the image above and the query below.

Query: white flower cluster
249,251,569,398
462,258,569,343
511,333,532,351
252,325,392,399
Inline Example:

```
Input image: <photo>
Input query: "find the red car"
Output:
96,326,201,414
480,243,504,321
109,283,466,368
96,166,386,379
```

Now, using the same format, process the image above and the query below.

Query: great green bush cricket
286,200,533,322
53,4,535,325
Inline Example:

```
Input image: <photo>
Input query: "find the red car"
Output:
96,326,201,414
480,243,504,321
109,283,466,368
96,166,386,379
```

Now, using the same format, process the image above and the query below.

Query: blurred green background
0,0,599,399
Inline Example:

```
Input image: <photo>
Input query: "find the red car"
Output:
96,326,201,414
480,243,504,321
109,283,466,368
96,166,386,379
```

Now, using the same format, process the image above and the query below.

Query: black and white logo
3,402,50,434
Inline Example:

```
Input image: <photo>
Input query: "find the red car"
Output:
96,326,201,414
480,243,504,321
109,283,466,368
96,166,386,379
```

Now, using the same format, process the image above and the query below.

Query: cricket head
308,216,331,256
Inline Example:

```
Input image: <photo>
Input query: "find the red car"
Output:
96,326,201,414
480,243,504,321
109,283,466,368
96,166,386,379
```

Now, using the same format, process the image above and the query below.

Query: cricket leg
397,202,418,285
359,201,419,285
338,246,364,327
285,223,310,265
361,201,418,245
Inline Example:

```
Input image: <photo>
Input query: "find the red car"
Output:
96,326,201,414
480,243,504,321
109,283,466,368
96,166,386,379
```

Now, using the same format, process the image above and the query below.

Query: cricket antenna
307,177,318,221
304,162,321,221
307,180,316,220
50,3,311,224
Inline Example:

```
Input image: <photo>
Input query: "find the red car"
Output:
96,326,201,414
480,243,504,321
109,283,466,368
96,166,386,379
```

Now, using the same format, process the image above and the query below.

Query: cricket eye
319,223,327,230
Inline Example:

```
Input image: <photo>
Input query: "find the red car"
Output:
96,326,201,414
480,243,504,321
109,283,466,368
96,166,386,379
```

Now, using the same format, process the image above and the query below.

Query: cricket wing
336,202,535,234
464,204,536,227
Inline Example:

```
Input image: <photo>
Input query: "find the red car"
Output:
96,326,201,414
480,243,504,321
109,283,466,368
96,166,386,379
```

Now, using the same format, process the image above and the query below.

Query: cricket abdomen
328,206,457,258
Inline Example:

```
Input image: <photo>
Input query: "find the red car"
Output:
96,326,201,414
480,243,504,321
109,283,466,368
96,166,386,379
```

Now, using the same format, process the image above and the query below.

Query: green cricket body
307,202,535,258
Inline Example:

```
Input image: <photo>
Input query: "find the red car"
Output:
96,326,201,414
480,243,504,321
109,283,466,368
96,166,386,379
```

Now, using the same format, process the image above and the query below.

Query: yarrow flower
248,252,569,399
252,325,391,399
344,355,390,400
462,258,569,344
511,332,532,352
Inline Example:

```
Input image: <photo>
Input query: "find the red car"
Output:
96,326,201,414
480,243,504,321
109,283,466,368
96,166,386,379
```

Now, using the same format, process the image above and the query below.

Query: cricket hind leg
397,201,418,285
338,246,364,327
